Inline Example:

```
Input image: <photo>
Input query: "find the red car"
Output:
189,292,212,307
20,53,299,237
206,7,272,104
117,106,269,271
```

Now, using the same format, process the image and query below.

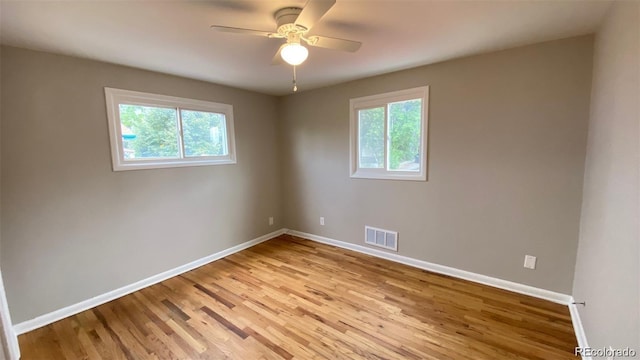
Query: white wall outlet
524,255,537,269
268,217,274,226
320,217,325,226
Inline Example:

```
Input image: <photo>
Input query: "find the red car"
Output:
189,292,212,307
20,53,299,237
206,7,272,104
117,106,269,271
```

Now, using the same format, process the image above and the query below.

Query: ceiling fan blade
271,44,286,65
295,0,336,31
307,36,361,52
210,25,273,37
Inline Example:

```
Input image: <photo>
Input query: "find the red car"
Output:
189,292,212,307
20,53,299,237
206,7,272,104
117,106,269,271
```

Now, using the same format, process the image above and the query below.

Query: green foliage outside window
181,110,226,157
358,107,385,168
358,99,422,170
389,99,421,170
119,104,179,159
119,105,226,159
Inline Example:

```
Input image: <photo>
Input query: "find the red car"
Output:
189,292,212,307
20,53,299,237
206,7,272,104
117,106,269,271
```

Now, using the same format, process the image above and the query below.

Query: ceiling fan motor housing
275,7,307,37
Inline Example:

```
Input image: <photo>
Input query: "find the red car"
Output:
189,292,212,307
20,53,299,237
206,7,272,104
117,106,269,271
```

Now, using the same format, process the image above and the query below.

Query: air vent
365,226,398,251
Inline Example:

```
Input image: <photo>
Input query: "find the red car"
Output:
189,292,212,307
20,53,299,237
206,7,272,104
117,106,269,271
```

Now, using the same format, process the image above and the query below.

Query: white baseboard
286,229,572,305
569,298,591,360
13,228,287,335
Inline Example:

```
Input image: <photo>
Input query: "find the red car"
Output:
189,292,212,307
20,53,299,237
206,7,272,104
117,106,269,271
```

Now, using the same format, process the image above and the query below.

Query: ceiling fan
210,0,361,91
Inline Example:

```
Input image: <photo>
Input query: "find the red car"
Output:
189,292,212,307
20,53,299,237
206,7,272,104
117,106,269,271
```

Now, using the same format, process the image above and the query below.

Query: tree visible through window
350,86,428,181
388,99,421,170
119,104,179,159
105,88,236,171
181,109,228,157
358,107,384,168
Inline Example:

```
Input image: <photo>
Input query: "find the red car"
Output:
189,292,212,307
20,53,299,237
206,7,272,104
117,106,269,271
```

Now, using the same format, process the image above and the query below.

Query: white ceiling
1,0,611,95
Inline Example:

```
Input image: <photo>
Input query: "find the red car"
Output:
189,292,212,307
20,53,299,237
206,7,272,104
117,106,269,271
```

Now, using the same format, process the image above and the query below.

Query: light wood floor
19,235,577,359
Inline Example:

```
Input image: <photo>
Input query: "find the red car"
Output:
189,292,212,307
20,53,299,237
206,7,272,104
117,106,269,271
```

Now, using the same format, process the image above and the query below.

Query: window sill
350,171,426,181
113,158,236,171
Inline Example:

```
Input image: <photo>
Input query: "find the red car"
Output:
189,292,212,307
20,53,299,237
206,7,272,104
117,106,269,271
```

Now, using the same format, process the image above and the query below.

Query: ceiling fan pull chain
293,65,298,92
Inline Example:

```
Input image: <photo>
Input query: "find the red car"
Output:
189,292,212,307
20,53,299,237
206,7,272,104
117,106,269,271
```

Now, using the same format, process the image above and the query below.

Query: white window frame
349,86,429,181
104,88,236,171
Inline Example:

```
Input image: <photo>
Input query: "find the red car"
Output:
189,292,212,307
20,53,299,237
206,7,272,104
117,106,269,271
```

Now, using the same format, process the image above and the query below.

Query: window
350,86,429,181
104,88,236,171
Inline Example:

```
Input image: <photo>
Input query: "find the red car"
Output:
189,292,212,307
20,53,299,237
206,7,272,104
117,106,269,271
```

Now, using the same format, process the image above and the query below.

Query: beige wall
0,46,282,323
280,36,594,294
572,1,639,351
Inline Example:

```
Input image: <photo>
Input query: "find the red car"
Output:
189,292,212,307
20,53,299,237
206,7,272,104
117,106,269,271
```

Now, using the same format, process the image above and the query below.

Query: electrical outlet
320,217,325,226
524,255,537,269
268,217,274,226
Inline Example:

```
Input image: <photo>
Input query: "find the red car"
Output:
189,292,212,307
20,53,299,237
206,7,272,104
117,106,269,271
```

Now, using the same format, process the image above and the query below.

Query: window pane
388,99,422,171
181,110,228,157
118,104,179,159
358,107,384,168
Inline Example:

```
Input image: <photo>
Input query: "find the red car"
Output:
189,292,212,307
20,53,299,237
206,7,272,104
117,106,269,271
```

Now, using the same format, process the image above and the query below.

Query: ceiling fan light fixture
281,43,309,66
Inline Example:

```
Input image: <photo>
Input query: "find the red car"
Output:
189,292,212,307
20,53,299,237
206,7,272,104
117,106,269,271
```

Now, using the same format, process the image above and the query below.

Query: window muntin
105,88,236,171
350,86,428,181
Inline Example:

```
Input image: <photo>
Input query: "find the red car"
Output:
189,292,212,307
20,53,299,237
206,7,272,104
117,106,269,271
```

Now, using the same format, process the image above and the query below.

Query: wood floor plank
18,235,578,359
